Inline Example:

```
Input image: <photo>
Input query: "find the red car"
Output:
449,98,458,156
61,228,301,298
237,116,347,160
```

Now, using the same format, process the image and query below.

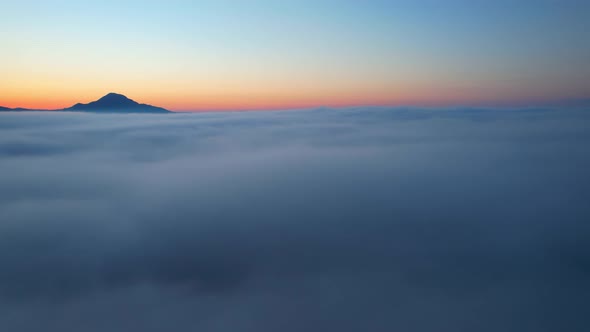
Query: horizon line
2,93,590,113
3,103,589,114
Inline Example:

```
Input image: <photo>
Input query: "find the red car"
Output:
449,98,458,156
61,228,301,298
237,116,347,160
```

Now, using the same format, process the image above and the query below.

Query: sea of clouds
0,107,589,331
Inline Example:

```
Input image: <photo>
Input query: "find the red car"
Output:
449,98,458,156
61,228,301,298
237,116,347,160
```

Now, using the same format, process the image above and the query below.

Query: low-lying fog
0,108,589,331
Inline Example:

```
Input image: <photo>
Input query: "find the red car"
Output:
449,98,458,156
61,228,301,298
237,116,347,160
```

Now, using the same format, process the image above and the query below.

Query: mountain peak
65,93,170,113
95,93,137,106
99,92,132,101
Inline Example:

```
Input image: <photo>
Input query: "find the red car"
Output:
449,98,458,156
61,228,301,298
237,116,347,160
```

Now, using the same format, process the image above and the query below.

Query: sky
1,0,589,111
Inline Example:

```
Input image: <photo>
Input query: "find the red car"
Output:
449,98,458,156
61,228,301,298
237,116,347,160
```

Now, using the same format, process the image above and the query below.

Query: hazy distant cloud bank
0,108,589,332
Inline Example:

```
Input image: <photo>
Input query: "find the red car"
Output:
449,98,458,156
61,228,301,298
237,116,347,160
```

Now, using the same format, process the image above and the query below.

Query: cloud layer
0,108,589,331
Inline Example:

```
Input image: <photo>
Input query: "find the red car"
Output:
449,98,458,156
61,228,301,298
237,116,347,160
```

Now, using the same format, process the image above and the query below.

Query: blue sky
1,0,589,110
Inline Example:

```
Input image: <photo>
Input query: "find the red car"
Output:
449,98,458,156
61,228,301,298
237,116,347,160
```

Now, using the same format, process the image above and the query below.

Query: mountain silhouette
65,93,170,113
1,93,171,113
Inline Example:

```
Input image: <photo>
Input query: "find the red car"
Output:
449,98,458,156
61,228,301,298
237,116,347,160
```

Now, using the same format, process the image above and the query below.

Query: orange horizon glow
3,89,588,112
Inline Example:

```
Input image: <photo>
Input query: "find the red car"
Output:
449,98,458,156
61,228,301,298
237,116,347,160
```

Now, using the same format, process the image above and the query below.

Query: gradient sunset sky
1,0,589,111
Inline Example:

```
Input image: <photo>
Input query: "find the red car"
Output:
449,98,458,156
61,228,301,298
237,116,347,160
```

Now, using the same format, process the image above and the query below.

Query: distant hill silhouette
0,106,34,112
64,93,170,113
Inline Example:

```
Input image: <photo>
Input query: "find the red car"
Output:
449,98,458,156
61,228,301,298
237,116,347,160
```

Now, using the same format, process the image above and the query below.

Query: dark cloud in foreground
0,108,589,332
